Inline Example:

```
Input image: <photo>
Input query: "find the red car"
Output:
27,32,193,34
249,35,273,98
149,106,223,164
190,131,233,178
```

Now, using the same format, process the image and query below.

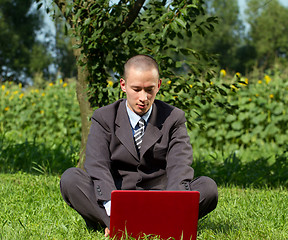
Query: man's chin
134,108,147,116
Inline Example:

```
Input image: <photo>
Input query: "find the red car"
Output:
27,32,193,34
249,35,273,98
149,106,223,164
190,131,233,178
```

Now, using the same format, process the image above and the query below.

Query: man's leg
60,167,110,229
189,176,218,219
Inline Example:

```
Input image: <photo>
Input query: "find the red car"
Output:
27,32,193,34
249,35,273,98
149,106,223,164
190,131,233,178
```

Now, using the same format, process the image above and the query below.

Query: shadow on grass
0,136,78,175
197,216,236,236
193,149,288,188
2,134,288,188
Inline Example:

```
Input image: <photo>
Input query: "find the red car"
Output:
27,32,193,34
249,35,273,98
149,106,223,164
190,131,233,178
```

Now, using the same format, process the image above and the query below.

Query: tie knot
138,118,145,127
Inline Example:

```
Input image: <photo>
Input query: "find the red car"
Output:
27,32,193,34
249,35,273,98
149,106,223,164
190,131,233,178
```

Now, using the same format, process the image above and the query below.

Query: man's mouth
138,103,146,109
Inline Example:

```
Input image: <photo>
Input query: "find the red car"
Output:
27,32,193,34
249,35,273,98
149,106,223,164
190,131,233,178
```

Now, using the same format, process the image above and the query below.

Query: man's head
120,55,162,116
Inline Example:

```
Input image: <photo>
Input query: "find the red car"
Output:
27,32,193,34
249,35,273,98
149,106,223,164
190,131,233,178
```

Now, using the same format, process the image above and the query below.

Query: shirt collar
126,100,152,129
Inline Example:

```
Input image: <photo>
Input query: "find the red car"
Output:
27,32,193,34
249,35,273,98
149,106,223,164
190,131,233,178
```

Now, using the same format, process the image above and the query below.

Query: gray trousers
60,167,218,230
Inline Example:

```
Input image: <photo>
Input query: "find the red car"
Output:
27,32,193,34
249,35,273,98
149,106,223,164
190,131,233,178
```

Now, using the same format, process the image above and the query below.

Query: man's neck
125,100,152,128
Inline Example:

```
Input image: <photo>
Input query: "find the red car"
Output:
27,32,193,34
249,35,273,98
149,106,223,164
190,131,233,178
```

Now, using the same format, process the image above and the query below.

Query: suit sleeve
165,110,194,190
84,112,117,202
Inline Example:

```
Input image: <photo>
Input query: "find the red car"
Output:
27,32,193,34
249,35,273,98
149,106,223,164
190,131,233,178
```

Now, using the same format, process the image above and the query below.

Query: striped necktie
134,118,145,150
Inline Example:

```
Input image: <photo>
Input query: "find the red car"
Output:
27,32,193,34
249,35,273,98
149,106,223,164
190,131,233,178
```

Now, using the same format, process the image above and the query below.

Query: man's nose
139,90,148,101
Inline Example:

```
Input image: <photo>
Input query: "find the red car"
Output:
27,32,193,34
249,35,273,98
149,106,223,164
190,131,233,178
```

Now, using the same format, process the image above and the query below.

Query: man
60,55,218,237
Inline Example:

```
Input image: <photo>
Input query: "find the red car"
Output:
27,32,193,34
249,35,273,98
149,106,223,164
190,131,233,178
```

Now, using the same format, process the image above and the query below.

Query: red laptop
110,190,200,240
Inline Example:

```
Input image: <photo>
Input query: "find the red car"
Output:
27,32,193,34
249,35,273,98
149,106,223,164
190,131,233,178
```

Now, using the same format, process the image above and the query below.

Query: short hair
124,55,159,79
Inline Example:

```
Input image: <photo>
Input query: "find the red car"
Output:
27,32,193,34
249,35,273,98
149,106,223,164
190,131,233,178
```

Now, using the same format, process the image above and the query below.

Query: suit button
184,182,190,190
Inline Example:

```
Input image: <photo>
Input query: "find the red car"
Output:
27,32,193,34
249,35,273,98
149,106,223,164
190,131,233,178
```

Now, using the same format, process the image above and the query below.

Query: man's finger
104,227,110,237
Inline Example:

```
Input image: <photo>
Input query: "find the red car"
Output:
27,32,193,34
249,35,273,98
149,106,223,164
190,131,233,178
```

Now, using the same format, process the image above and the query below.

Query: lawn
1,173,287,240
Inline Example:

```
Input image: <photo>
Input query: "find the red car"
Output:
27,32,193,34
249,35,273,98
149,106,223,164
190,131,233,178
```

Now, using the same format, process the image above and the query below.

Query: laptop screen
110,190,200,240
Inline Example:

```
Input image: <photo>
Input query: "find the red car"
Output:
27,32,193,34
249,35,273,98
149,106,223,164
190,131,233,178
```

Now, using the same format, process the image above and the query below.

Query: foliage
82,69,288,158
45,0,228,113
189,70,288,152
193,0,245,71
0,79,81,145
246,0,288,70
1,173,288,239
0,79,80,173
156,0,288,74
0,0,53,83
53,8,78,80
1,70,288,177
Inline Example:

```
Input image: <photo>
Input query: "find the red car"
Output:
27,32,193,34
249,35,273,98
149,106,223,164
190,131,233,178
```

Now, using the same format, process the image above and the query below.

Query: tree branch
53,0,73,26
120,0,146,34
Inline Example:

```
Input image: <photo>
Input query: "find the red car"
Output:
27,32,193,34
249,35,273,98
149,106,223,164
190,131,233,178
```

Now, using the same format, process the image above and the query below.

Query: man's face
120,67,161,116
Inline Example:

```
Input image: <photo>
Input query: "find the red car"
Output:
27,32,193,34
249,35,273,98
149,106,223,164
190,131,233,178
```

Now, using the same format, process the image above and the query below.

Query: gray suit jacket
84,99,194,202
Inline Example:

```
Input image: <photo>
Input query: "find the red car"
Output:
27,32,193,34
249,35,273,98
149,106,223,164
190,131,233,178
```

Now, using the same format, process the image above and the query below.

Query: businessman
60,55,218,236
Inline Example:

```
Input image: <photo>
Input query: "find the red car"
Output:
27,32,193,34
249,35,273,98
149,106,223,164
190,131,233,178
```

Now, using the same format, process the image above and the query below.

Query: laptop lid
110,190,200,240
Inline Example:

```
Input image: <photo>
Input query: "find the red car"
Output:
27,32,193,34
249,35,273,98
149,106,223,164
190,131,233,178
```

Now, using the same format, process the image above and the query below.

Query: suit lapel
115,100,139,160
140,103,163,159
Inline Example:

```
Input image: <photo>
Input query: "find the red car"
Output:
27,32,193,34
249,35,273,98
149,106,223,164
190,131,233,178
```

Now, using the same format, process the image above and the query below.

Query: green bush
1,70,288,184
0,79,80,174
189,71,288,153
0,79,81,145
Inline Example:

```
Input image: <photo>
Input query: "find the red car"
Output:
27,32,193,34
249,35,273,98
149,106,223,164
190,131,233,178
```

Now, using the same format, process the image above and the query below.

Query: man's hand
105,227,110,237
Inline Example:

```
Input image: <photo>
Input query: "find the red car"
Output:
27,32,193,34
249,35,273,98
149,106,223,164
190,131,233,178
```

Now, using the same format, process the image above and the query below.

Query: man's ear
120,78,126,92
157,79,162,89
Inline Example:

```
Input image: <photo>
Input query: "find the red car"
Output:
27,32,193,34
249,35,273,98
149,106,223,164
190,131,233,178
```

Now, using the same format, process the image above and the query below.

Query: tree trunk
72,39,93,169
53,0,93,168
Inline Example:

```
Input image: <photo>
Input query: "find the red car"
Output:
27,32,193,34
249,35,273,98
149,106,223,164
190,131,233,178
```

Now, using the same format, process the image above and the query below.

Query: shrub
0,79,81,146
189,71,288,153
0,79,81,174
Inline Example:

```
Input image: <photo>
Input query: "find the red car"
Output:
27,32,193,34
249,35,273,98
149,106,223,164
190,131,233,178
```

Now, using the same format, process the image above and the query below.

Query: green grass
1,173,287,240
